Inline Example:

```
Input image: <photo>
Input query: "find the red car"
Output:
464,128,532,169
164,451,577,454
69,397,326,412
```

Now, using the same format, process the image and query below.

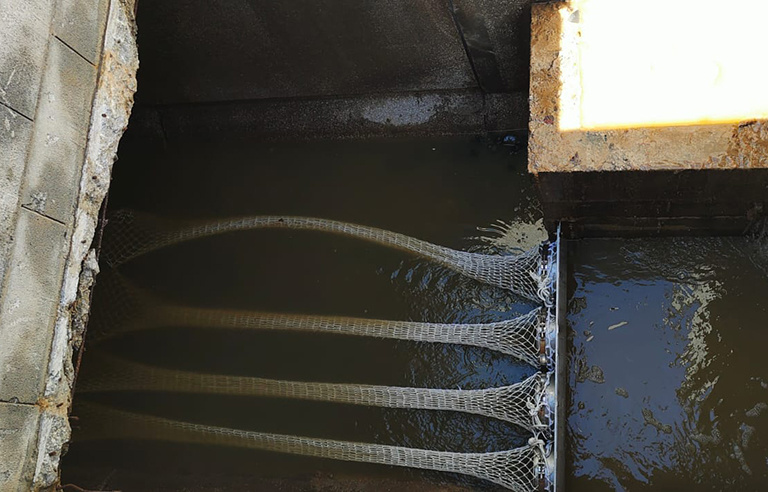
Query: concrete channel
0,0,765,490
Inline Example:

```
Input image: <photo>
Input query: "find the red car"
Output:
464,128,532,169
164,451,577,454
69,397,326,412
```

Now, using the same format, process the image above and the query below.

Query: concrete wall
129,0,533,140
537,169,768,237
135,0,531,104
0,1,137,490
1,5,106,486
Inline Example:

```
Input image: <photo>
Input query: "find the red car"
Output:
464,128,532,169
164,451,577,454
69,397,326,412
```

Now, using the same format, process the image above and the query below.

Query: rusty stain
35,396,68,416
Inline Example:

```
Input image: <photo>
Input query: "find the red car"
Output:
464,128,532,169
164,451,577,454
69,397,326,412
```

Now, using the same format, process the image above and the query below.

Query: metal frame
539,226,563,492
553,224,566,492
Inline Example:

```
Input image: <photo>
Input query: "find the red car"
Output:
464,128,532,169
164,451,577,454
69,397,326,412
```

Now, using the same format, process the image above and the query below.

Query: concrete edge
30,1,138,488
131,90,528,144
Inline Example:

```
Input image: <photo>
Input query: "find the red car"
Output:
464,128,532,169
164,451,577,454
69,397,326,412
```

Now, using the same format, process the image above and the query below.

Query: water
566,236,768,491
62,134,545,490
63,129,768,490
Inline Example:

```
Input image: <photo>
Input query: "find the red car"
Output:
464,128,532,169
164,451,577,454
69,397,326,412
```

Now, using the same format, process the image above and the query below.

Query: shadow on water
566,236,768,491
62,135,544,491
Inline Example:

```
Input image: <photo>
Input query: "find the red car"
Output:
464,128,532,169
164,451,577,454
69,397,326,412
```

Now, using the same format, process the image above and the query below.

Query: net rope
76,402,546,492
101,210,548,302
90,275,548,367
78,354,552,432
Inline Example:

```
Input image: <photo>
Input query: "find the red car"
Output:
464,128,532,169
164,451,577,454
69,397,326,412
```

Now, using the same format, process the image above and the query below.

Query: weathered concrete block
0,209,68,404
0,108,33,288
0,1,54,118
529,2,768,173
529,2,768,236
53,0,110,65
36,38,99,135
19,38,97,223
0,402,40,491
21,105,88,224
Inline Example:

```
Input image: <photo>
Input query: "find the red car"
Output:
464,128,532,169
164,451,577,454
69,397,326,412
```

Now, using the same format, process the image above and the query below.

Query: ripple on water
567,237,768,490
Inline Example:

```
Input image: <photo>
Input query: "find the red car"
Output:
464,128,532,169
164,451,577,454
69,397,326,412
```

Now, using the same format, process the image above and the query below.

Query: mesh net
78,354,552,432
76,402,546,492
90,274,548,367
101,210,548,302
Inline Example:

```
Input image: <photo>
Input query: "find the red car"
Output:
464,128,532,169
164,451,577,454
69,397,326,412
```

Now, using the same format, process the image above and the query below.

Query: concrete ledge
0,109,33,287
32,1,139,487
0,209,69,403
21,38,98,223
35,39,99,136
53,0,110,66
143,90,528,144
0,0,138,489
528,2,768,173
529,2,768,236
0,1,54,119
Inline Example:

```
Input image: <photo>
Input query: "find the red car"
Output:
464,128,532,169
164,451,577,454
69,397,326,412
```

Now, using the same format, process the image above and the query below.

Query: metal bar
554,224,567,492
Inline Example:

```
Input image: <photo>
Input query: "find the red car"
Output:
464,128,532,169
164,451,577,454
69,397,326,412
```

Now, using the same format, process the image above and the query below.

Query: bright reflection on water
62,135,546,491
567,236,768,491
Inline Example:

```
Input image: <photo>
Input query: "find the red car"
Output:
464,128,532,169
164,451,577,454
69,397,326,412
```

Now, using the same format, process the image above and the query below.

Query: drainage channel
61,136,560,491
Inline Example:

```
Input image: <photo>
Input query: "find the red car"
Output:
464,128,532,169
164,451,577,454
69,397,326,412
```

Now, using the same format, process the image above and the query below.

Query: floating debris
641,408,672,434
615,387,629,398
585,335,594,342
578,401,586,410
741,424,756,449
691,428,721,445
745,402,767,418
576,361,605,384
607,321,628,331
732,442,752,476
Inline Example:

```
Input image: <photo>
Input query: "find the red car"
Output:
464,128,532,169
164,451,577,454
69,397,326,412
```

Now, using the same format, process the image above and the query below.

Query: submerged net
77,402,546,491
90,274,548,367
78,354,552,432
101,210,548,302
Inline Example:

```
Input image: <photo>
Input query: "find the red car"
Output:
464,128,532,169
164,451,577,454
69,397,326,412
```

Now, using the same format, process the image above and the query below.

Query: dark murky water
567,237,768,491
62,130,768,491
61,135,544,491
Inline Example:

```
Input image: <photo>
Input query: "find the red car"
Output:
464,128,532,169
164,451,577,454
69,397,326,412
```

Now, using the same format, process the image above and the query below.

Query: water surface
566,236,768,491
62,134,544,491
